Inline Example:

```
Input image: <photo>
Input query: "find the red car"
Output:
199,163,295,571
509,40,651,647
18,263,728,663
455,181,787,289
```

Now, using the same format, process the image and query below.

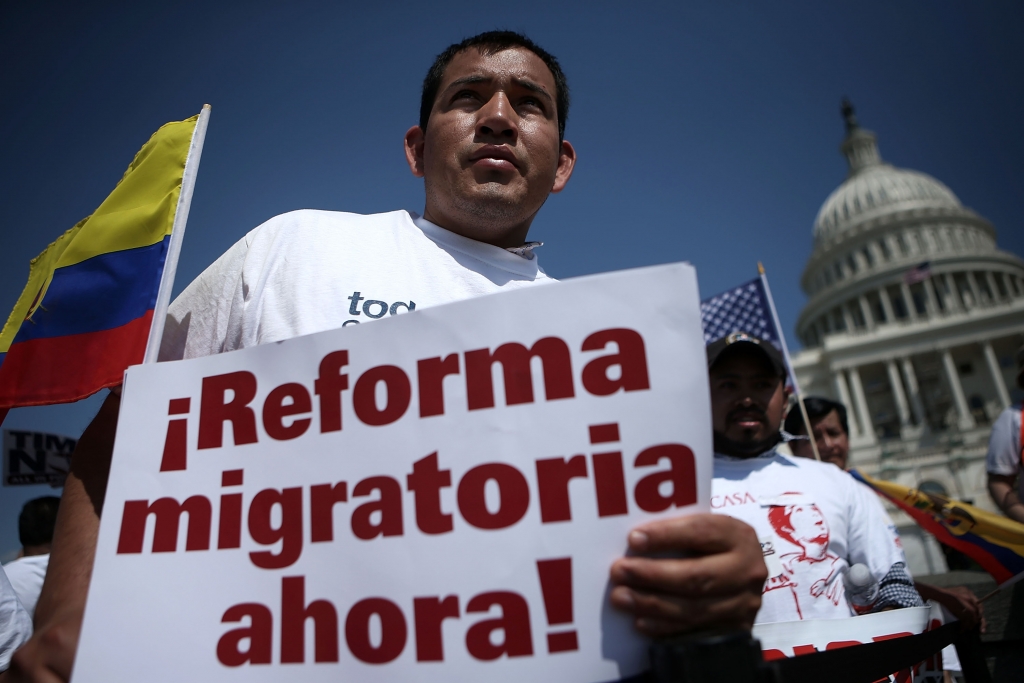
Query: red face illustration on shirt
768,501,831,560
763,495,845,619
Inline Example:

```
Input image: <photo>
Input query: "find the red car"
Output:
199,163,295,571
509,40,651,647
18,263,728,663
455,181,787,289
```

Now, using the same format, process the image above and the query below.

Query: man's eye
453,91,478,102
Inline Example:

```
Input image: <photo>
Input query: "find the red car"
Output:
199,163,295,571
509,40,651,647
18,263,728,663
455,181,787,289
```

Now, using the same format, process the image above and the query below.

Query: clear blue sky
1,1,1022,556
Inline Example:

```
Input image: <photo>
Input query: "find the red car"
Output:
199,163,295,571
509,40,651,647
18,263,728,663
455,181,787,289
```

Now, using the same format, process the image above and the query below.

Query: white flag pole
143,104,211,364
758,262,822,462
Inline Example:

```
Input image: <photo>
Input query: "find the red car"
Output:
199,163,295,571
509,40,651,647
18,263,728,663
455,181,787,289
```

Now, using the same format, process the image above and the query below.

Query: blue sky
1,1,1022,555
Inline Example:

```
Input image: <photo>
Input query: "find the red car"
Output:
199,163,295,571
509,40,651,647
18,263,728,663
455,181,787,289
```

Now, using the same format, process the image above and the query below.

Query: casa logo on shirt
343,291,416,326
710,491,756,509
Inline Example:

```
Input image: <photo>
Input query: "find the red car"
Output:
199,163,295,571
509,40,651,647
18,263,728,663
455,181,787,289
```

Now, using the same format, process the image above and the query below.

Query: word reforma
158,327,650,470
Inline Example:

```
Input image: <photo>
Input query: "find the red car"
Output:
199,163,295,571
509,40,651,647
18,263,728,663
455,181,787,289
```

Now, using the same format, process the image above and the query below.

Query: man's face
791,409,850,470
709,348,786,448
405,47,575,247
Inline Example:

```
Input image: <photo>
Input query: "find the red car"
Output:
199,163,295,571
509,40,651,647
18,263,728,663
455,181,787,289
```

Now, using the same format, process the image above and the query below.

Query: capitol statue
789,101,1024,575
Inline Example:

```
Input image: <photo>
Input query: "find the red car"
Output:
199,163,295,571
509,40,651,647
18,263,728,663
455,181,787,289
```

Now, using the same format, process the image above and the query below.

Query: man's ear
404,126,425,178
549,139,577,194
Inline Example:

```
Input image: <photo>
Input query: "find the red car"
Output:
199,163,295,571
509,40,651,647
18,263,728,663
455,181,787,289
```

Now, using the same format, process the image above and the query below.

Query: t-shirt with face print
711,449,909,624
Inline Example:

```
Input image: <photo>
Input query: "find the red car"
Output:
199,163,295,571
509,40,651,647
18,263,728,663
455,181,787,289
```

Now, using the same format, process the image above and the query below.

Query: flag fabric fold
851,469,1024,586
0,112,204,411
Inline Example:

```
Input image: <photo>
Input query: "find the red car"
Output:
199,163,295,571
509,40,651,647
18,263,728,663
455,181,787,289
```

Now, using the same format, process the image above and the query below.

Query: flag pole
978,571,1024,603
143,104,211,364
758,262,822,462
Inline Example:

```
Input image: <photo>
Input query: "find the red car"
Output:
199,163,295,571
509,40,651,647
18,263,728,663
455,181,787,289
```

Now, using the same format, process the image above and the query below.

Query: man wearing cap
705,332,921,623
986,345,1024,524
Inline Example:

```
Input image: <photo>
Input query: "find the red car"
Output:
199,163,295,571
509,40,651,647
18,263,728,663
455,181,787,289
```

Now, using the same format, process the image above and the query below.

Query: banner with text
3,429,76,486
74,263,711,682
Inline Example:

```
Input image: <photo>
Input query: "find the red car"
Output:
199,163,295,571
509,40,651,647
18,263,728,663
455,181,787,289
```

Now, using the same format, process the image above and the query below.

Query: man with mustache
9,31,766,681
706,332,922,623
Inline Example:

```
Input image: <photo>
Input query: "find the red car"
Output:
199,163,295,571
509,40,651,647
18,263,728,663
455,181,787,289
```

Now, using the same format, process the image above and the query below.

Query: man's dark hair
419,30,570,141
19,496,60,548
784,396,849,437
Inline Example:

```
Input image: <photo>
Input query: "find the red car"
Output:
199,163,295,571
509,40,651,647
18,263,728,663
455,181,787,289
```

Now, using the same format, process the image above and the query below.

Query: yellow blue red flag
851,469,1024,586
0,108,209,420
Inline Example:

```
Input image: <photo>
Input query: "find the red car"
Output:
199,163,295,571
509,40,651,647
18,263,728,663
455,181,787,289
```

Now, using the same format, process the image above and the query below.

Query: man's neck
421,206,535,249
713,431,782,458
21,543,50,557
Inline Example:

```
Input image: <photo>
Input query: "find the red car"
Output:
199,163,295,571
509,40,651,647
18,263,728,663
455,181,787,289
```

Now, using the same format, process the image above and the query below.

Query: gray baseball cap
706,332,786,378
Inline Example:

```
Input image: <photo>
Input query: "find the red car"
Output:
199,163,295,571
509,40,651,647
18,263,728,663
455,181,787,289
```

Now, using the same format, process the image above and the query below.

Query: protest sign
73,263,711,682
3,429,76,486
754,605,931,659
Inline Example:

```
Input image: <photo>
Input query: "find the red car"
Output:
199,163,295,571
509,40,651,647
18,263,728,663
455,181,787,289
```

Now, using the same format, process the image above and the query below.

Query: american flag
700,277,781,351
903,261,931,284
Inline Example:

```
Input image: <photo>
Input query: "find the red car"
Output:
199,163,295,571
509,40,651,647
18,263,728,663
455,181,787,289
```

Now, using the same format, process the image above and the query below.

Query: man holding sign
11,31,765,681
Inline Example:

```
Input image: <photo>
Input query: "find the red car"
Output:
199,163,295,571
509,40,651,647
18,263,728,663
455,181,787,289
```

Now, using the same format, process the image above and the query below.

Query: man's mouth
727,409,766,430
469,145,519,171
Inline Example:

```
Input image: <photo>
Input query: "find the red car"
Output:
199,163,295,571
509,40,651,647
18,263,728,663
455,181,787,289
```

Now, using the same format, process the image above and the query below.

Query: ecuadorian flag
852,469,1024,586
0,108,208,416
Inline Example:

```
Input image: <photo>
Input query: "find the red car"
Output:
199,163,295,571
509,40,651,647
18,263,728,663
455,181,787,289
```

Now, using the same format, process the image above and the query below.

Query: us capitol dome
789,101,1024,575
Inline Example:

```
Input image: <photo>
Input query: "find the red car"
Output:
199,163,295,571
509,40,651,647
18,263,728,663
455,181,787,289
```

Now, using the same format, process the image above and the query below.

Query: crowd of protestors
1,28,1020,682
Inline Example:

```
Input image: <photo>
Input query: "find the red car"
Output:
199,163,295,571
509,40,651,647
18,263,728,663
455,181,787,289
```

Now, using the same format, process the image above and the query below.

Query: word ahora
218,558,578,667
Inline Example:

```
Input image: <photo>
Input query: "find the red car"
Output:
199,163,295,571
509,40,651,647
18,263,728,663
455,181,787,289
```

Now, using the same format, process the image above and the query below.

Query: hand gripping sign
74,263,712,683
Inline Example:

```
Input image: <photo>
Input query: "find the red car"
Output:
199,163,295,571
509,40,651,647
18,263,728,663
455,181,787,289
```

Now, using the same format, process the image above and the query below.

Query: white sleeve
846,477,908,583
986,407,1021,477
157,236,251,361
0,567,31,672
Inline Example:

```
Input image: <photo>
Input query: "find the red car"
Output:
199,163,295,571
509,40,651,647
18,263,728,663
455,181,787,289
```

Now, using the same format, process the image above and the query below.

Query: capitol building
790,102,1024,576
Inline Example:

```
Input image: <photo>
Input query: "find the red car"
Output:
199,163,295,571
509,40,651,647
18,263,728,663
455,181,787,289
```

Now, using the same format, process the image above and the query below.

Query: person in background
986,344,1024,525
2,498,60,619
0,566,32,675
786,397,985,634
700,333,922,626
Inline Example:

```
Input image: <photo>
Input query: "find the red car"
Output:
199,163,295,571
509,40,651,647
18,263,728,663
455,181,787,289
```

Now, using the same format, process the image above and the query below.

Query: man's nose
476,92,518,142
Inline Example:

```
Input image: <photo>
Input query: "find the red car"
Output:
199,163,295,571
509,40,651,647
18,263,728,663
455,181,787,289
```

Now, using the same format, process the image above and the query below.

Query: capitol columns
899,281,918,321
985,272,1000,304
965,272,983,308
885,359,913,434
940,348,976,431
879,287,897,323
942,274,964,312
858,295,876,330
899,357,928,429
848,366,877,444
841,304,857,333
923,277,941,316
832,369,861,438
982,341,1011,409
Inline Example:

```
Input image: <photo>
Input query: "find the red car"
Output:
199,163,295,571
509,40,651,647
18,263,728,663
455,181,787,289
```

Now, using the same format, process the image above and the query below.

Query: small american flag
903,261,931,284
700,277,781,351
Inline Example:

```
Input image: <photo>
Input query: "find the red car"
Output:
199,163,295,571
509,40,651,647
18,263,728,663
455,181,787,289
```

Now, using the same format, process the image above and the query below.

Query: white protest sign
753,606,931,660
74,263,711,682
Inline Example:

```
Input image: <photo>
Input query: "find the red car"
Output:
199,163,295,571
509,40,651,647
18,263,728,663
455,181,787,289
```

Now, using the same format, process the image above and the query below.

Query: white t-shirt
986,404,1023,500
2,554,48,618
159,210,554,361
712,449,908,624
0,565,31,672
